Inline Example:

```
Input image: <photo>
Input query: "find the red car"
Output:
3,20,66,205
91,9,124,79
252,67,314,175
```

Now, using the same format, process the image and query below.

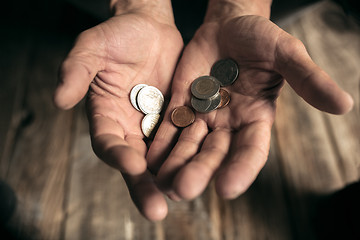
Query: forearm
205,0,272,22
110,0,175,24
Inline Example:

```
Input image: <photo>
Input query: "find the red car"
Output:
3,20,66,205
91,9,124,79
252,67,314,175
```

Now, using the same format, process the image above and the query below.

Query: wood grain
1,31,75,239
0,1,359,239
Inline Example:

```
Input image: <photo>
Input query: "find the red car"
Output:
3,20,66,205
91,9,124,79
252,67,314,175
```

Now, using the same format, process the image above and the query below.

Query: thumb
275,33,353,115
54,30,104,110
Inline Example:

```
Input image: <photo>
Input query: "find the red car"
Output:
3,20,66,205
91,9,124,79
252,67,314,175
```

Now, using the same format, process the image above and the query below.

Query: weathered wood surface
0,1,359,239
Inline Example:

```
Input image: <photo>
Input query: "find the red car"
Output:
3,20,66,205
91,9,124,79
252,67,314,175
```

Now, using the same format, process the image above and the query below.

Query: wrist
110,0,175,24
205,0,272,22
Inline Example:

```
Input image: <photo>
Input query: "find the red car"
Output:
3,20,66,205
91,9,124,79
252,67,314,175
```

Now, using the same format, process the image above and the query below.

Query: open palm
54,13,183,220
148,15,353,200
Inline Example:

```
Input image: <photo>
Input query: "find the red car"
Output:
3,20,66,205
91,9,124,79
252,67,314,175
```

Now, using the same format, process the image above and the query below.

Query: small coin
171,106,195,128
130,84,148,111
217,89,231,109
137,86,164,114
191,76,220,100
141,113,160,138
191,92,221,113
210,58,239,86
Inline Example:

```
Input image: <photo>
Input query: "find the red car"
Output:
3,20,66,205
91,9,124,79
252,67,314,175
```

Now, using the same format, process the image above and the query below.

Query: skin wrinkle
90,113,126,138
89,92,142,136
92,74,127,99
54,0,354,221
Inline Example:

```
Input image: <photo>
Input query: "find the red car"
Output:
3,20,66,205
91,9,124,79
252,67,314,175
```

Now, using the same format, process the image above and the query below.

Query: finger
146,110,180,173
275,33,353,114
146,89,192,172
156,120,208,191
54,31,104,110
172,128,232,200
147,42,215,172
215,121,272,199
90,114,147,175
123,172,168,221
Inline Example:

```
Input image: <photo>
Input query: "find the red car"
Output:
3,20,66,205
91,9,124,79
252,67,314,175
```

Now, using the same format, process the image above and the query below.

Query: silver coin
210,58,239,86
130,84,148,111
191,92,221,113
191,97,211,113
205,92,221,112
191,76,220,100
137,86,164,114
141,113,160,138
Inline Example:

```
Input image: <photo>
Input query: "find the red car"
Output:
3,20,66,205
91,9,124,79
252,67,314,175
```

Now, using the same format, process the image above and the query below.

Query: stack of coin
190,76,222,113
129,84,164,138
190,58,238,113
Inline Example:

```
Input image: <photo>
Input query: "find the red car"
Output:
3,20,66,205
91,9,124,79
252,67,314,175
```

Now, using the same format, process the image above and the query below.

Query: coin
217,89,231,109
210,58,239,86
141,113,160,138
191,96,211,113
171,106,195,128
130,83,148,111
137,86,164,114
191,92,221,113
191,76,220,100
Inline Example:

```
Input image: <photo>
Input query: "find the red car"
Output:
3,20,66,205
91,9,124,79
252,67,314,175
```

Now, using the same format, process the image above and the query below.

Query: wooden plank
0,28,32,178
64,104,227,240
220,138,292,240
273,1,360,239
2,1,358,240
3,31,75,240
63,2,360,239
155,132,292,240
292,1,360,182
64,104,161,240
280,0,360,186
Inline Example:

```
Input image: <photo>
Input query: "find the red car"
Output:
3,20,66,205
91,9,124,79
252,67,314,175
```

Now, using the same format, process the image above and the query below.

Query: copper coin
217,89,231,109
171,106,195,128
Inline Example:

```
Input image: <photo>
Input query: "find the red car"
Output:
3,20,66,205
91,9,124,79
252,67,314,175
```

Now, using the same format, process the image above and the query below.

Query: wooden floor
1,1,360,239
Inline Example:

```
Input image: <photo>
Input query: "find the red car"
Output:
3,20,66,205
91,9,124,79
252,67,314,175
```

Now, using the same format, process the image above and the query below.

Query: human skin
54,0,353,221
54,0,183,221
147,0,353,201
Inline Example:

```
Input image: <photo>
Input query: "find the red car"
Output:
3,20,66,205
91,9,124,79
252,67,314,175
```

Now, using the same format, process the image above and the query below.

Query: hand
54,11,183,220
148,15,353,201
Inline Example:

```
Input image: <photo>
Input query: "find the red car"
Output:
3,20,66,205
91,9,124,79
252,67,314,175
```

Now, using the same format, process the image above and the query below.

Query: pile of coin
128,58,239,137
129,84,164,138
170,58,238,128
190,58,238,113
